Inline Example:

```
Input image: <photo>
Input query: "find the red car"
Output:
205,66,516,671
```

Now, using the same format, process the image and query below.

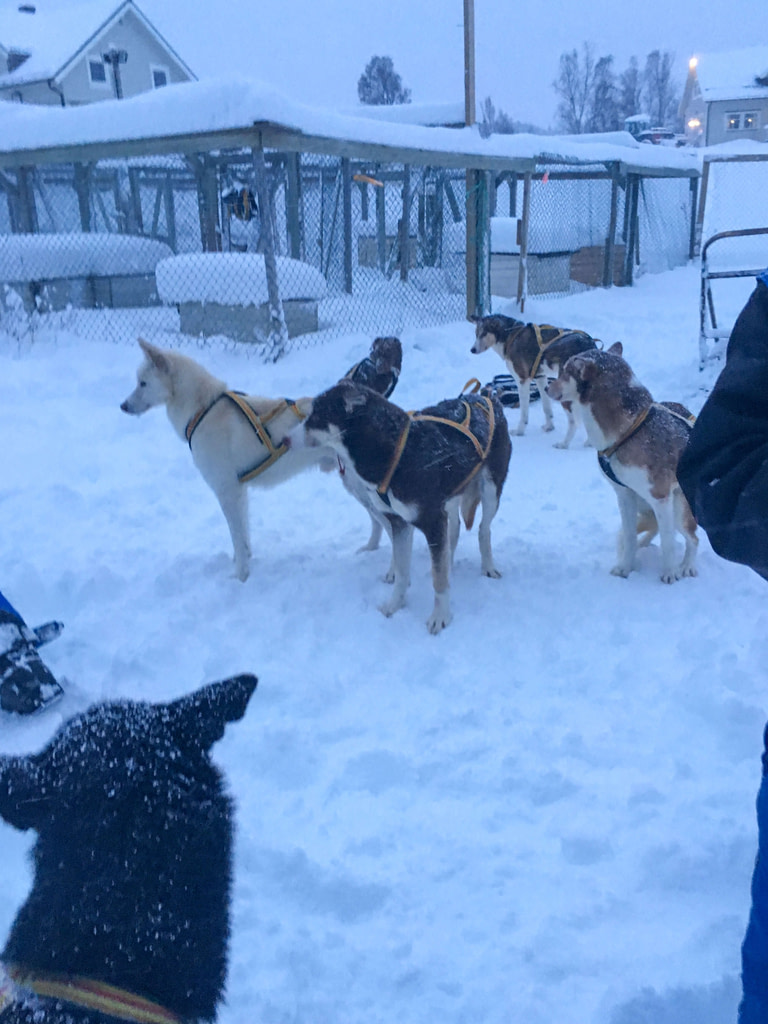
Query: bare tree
586,56,619,132
643,50,678,126
618,56,644,123
553,43,597,133
357,56,411,105
479,95,516,138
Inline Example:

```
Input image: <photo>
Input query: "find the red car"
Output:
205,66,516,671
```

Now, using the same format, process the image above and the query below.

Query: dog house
0,233,171,313
155,253,327,343
489,217,574,297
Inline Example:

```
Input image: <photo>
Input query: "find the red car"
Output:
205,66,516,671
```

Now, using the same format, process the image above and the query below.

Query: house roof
0,0,195,88
692,46,768,102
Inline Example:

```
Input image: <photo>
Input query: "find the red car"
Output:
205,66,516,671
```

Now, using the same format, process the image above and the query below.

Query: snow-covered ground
0,264,765,1024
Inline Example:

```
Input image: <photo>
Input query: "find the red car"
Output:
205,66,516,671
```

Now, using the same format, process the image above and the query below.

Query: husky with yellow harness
546,343,698,583
303,380,511,634
470,313,598,447
121,340,323,581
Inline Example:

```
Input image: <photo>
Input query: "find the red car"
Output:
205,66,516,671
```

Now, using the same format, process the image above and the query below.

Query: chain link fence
1,144,700,357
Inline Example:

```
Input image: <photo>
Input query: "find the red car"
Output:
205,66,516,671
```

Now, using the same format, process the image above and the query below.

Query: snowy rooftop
0,0,129,84
339,101,467,128
693,46,768,102
0,75,703,177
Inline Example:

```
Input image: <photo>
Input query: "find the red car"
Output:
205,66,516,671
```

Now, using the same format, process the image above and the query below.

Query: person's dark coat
677,274,768,580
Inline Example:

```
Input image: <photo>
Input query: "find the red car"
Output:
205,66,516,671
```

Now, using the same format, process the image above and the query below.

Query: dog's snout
120,400,130,413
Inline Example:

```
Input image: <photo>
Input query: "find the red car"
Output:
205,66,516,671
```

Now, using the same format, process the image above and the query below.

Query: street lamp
103,47,127,100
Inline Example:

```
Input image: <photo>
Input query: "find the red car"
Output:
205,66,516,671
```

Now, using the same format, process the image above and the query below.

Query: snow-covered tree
357,56,411,105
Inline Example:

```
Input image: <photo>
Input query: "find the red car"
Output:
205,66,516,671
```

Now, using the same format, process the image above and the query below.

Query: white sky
4,0,765,127
142,0,762,128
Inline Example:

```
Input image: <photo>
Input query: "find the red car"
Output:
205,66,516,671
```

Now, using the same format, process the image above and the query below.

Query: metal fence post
252,144,288,360
400,164,412,283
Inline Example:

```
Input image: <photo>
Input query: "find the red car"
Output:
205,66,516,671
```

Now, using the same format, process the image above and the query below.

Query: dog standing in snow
121,339,326,581
0,674,257,1023
304,380,511,633
470,313,598,447
546,343,698,583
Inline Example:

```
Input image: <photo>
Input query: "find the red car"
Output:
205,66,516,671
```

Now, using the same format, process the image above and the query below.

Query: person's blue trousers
739,732,768,1023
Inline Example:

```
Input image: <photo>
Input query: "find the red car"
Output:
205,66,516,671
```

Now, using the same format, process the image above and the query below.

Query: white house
680,46,768,146
0,0,195,105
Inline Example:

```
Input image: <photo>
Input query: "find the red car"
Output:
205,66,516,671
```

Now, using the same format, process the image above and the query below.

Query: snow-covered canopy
155,253,327,306
693,46,768,103
340,100,466,128
0,76,702,178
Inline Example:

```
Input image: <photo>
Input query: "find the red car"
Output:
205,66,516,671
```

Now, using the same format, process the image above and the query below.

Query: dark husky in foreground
304,380,511,633
0,674,257,1023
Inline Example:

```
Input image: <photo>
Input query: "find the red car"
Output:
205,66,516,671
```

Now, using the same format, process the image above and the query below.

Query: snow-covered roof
0,231,172,280
0,0,194,87
0,76,702,178
340,101,466,128
692,46,768,102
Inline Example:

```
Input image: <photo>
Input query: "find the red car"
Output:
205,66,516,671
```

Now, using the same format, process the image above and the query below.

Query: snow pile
0,232,173,281
155,252,327,306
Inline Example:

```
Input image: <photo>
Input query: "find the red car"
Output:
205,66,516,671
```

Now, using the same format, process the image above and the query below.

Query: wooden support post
693,159,711,259
375,171,387,273
252,144,288,360
164,172,177,252
603,164,619,288
623,175,640,286
466,169,479,317
190,155,221,253
516,171,532,312
74,163,93,233
690,172,702,259
285,152,303,260
342,156,353,294
16,167,38,234
399,163,411,283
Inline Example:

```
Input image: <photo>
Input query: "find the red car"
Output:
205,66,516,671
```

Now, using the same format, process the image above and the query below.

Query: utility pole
464,0,475,127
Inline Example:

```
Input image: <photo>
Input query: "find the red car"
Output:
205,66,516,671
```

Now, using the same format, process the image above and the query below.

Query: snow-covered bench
155,253,327,343
0,233,172,313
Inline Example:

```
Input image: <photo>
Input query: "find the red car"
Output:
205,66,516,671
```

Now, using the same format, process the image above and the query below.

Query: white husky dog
121,339,323,581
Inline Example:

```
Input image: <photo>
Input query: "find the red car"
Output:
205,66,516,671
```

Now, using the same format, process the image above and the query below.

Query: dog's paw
542,422,555,433
678,565,698,578
659,570,678,584
610,564,632,578
483,566,502,579
514,425,527,436
426,610,453,634
553,440,570,450
382,568,396,584
379,597,404,618
356,541,379,554
234,564,250,582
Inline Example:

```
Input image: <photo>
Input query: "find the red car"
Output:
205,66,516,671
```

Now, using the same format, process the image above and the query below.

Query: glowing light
689,56,699,69
687,118,701,129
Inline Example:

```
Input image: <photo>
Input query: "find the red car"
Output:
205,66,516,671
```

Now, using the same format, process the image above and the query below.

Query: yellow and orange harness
184,391,306,484
377,395,496,502
2,965,181,1024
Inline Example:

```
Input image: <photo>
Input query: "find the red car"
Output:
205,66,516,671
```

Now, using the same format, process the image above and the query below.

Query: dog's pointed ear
138,338,170,373
166,674,258,751
0,756,45,831
569,355,598,382
607,341,623,356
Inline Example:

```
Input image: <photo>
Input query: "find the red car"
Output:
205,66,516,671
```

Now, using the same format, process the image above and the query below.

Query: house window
743,112,758,130
726,112,741,130
88,57,107,84
151,65,168,89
